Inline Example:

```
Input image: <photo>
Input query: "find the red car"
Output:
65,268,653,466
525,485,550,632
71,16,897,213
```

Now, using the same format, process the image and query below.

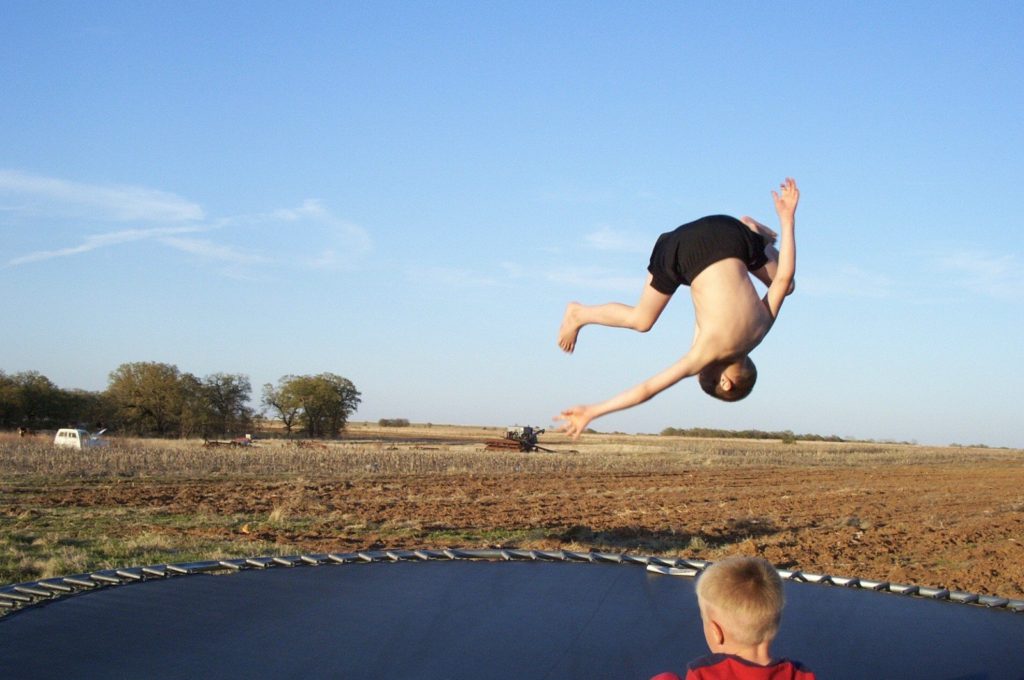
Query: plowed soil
18,462,1024,598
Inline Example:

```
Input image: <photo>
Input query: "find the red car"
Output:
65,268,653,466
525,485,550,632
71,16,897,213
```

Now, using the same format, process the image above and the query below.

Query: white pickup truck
53,428,107,450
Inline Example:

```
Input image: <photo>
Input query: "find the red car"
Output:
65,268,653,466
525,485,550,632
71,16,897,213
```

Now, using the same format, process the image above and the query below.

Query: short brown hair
699,359,757,402
696,556,783,645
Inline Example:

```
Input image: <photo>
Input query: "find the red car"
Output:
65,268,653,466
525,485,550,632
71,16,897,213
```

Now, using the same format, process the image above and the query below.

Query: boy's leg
558,274,672,353
749,244,795,295
750,244,780,288
741,216,794,294
739,216,777,245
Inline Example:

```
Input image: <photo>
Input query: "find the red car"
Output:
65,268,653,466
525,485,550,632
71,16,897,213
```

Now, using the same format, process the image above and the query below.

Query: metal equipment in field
486,425,552,453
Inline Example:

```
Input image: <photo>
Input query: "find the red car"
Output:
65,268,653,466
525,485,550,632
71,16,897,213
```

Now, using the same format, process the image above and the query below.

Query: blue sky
2,2,1022,447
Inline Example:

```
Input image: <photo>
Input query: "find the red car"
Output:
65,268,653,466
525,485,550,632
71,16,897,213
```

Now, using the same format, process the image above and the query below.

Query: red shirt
652,653,815,680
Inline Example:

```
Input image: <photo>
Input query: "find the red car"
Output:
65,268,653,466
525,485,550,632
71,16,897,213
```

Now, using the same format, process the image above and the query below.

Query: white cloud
159,236,268,265
932,251,1023,300
499,262,527,278
407,265,499,288
6,225,206,266
584,226,648,254
308,249,339,269
490,261,639,292
0,169,204,222
272,198,327,222
798,265,894,299
2,170,372,273
264,198,373,266
545,265,640,293
792,250,1023,303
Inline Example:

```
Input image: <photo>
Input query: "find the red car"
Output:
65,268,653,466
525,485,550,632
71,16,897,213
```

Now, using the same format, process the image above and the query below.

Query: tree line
0,364,360,439
659,426,846,443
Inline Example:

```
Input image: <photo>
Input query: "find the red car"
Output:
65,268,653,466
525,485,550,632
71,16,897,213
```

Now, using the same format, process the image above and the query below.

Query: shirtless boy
555,178,799,439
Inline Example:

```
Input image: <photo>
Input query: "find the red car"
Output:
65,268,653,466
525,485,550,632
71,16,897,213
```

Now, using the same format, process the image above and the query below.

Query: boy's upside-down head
699,356,757,402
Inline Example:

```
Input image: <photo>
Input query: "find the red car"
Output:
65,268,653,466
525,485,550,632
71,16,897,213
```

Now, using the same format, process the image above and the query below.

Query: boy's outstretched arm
763,178,799,319
554,347,710,440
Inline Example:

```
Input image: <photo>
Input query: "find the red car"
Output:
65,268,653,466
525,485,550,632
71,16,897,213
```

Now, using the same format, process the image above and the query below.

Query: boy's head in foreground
699,357,757,402
695,556,783,659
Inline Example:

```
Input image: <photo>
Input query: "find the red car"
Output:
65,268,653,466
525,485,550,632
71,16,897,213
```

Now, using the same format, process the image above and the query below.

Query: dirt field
2,425,1023,599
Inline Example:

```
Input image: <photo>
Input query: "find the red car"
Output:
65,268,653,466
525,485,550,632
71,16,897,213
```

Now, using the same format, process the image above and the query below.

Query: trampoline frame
3,547,1023,617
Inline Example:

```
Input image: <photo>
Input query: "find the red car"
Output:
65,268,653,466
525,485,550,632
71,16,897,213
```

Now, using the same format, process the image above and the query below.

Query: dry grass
2,426,1022,597
1,427,1018,481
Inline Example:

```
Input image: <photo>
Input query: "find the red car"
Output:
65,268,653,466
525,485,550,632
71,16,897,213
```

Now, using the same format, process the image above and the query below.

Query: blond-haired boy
651,556,815,680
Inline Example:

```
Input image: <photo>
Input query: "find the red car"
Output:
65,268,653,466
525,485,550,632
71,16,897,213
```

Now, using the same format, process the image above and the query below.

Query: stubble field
2,423,1022,600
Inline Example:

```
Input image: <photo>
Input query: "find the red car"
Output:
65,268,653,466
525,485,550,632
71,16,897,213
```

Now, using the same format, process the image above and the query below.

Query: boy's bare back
687,257,775,361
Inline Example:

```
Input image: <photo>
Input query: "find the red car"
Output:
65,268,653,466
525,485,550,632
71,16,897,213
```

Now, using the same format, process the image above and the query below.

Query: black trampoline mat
2,560,1022,679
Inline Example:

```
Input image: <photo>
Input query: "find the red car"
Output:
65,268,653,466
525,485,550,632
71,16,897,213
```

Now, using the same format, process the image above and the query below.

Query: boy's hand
554,405,593,441
771,178,799,224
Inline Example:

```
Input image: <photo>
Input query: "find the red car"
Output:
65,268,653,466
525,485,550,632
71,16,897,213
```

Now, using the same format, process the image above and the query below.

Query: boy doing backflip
555,178,799,439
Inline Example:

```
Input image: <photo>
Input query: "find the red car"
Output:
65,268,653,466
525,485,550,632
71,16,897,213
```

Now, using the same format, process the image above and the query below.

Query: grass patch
416,527,546,546
0,503,295,585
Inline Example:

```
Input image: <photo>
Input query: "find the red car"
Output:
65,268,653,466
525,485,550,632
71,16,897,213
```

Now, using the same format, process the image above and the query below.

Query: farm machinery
485,425,553,453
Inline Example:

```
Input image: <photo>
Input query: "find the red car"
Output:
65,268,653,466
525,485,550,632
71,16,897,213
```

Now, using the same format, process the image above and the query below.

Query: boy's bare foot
740,216,777,246
558,302,584,353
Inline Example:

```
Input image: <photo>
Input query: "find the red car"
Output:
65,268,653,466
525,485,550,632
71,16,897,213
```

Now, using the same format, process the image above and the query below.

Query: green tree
0,370,111,431
264,373,360,437
262,377,302,435
106,362,188,436
106,364,253,438
62,388,115,431
7,371,65,429
178,373,214,438
203,373,253,436
0,370,18,427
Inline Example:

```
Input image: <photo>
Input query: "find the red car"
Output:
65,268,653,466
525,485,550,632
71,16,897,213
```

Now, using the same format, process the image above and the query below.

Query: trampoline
2,549,1023,679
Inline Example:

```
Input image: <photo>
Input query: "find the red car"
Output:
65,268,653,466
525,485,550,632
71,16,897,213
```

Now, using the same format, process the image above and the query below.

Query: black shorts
646,215,768,295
